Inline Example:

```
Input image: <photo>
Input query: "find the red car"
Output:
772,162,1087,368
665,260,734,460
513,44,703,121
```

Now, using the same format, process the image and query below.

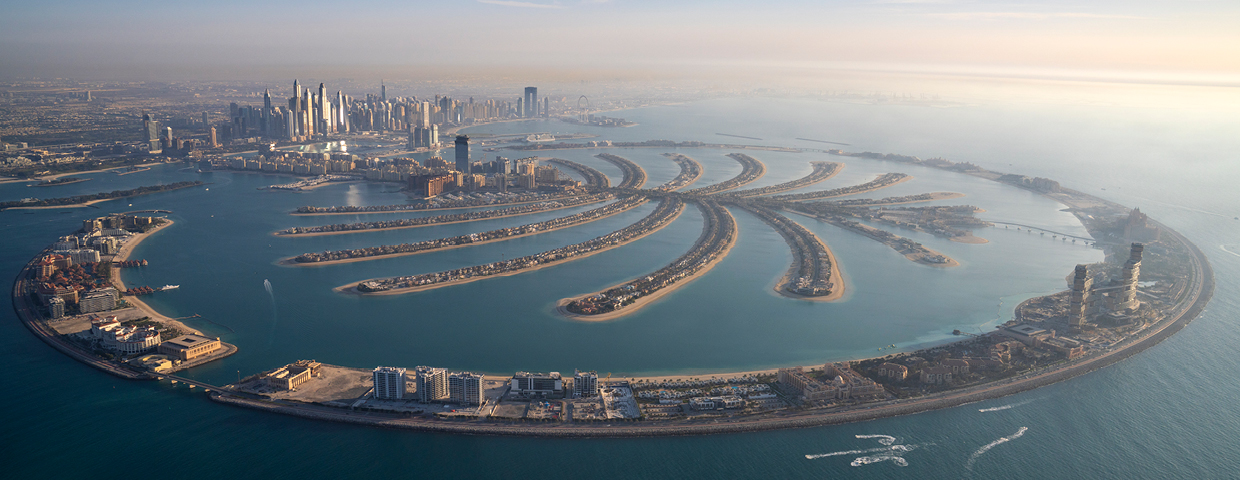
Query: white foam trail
806,449,871,459
264,279,278,346
979,399,1034,413
807,444,918,460
851,455,909,467
855,434,896,445
965,427,1028,470
1220,245,1240,258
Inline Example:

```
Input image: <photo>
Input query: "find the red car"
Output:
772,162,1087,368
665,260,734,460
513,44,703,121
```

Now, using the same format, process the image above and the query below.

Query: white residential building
373,366,407,400
448,372,484,406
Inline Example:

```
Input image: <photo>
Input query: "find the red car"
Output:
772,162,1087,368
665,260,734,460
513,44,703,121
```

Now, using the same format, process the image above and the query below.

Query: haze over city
2,1,1239,479
5,0,1239,86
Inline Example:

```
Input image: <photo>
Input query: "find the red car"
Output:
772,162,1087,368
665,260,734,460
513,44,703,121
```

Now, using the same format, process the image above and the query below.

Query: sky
2,0,1238,85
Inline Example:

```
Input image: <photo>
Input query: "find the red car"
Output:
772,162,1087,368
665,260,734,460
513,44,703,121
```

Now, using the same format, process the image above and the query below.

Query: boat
161,285,179,291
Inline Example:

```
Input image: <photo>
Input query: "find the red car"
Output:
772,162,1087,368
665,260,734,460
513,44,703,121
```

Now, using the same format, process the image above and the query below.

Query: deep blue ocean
2,87,1238,478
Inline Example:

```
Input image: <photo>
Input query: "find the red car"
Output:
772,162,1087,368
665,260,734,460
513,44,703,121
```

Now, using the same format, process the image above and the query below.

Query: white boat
161,285,179,291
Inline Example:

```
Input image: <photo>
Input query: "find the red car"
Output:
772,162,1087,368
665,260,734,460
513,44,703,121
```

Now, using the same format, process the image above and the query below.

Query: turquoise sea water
2,91,1238,478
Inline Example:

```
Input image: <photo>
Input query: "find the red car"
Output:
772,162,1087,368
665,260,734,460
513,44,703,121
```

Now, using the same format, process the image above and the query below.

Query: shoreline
737,161,844,197
109,219,204,336
279,198,646,267
789,174,913,201
7,197,115,210
8,140,1216,439
789,210,962,269
770,213,846,303
210,224,1212,437
274,197,609,238
32,178,92,187
335,203,686,296
554,207,739,322
950,234,989,244
841,191,964,207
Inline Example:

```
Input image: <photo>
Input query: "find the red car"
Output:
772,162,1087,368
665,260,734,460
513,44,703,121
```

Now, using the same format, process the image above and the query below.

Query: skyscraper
142,113,160,144
524,87,538,118
455,135,470,173
1111,243,1144,312
381,81,386,102
1068,264,1093,332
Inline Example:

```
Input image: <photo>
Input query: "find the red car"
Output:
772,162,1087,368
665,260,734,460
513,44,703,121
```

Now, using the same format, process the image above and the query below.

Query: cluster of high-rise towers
223,81,548,143
1068,242,1144,331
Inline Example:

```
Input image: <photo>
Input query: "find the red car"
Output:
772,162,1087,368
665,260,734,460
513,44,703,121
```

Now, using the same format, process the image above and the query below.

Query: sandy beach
281,199,648,267
906,251,961,267
108,219,204,336
555,208,739,322
275,197,610,238
950,234,990,244
773,228,846,303
335,203,686,296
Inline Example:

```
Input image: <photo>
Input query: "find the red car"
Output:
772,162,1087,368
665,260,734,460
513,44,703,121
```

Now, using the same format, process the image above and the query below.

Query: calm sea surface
2,90,1238,479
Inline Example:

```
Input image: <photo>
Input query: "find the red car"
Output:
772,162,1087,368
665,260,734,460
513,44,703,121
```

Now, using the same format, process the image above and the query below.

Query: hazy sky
3,0,1238,84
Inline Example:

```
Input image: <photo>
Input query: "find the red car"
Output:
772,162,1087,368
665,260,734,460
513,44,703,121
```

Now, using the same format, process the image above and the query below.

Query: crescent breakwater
284,195,646,266
560,200,737,320
276,194,610,237
341,198,685,294
14,142,1214,439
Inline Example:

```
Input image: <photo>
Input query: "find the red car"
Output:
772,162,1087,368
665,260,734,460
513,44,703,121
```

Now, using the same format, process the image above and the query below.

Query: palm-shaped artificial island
279,150,984,320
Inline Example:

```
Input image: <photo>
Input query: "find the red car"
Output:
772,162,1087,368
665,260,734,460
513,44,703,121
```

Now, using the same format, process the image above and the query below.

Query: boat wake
807,444,918,459
979,399,1035,413
807,435,922,467
851,455,909,467
855,434,896,445
965,427,1028,470
1220,245,1240,258
264,279,278,346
